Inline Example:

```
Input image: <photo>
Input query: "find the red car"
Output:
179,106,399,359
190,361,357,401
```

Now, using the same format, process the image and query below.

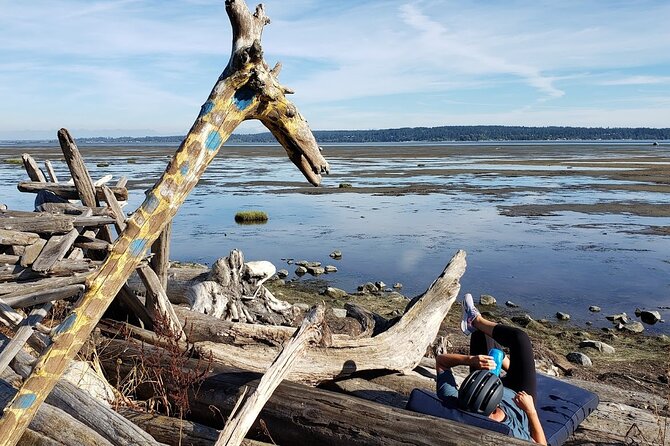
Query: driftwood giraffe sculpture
0,1,329,444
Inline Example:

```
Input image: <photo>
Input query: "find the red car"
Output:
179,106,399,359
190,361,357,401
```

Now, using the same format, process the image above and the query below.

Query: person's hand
513,391,536,415
469,355,495,370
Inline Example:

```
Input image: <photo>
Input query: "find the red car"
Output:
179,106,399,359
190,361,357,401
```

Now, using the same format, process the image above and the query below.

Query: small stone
286,259,293,265
324,265,338,273
505,301,519,308
306,266,325,275
295,266,307,276
538,319,550,325
393,282,403,289
329,250,342,259
387,291,406,300
306,261,321,268
277,269,289,279
606,313,628,324
479,294,497,306
621,321,644,333
375,281,386,291
639,310,662,325
589,306,601,313
566,352,592,367
391,309,402,317
579,340,615,354
657,334,670,343
585,321,592,326
332,308,348,318
634,308,642,317
556,312,570,321
295,260,308,267
357,282,378,294
511,314,533,327
324,287,348,299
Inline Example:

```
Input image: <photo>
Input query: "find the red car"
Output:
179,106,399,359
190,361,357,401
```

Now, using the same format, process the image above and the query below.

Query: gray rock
332,308,348,318
479,294,497,306
324,265,338,273
606,313,628,324
295,266,307,276
387,292,406,300
393,282,403,289
589,306,601,313
657,334,670,343
329,250,342,259
566,352,592,367
556,312,571,321
375,281,386,291
324,287,348,299
294,303,310,311
357,282,378,294
639,310,662,325
277,269,289,279
272,279,285,286
511,314,533,327
306,266,325,275
585,321,592,326
579,340,615,354
505,301,519,308
306,261,322,268
620,321,645,333
295,260,308,267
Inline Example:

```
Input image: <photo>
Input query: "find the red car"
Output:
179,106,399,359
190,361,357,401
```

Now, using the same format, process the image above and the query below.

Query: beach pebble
324,287,348,299
295,266,307,276
295,260,307,267
305,261,321,268
375,281,386,291
0,204,6,211
579,340,615,354
589,306,601,312
324,265,338,273
639,310,662,325
505,300,519,308
332,308,348,318
556,312,571,321
606,313,628,324
393,282,403,289
620,321,645,333
329,250,342,259
658,334,670,343
387,291,406,300
276,269,289,279
358,282,378,294
566,352,592,367
306,266,325,275
479,294,497,306
511,314,533,327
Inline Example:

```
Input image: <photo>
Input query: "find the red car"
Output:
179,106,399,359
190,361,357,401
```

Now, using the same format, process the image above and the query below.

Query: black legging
470,325,537,400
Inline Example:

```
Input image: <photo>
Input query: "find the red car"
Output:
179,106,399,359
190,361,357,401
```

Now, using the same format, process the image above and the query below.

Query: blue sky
1,0,669,139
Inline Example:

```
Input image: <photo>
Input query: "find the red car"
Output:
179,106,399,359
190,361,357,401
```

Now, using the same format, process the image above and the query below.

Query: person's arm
436,353,495,374
513,391,547,445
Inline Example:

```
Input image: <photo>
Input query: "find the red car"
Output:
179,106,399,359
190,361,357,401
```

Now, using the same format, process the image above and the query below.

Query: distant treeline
38,126,670,145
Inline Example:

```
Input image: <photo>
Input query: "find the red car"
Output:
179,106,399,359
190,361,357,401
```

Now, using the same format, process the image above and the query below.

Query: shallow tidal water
1,141,669,334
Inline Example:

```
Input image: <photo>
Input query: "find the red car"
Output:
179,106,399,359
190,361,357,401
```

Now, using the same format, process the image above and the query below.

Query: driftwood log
0,0,329,442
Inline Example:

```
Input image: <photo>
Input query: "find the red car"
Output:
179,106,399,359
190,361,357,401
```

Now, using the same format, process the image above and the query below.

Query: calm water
1,142,669,334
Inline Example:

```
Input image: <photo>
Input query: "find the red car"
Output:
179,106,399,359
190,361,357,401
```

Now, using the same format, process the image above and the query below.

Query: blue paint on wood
233,86,255,111
205,130,222,152
54,312,77,335
144,193,159,214
180,162,190,176
199,100,214,116
130,239,147,257
15,393,36,409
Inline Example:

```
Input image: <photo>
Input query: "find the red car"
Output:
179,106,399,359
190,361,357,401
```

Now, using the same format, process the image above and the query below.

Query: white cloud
600,76,670,86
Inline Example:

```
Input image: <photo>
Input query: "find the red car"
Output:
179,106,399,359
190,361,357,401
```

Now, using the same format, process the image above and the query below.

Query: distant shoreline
1,124,669,145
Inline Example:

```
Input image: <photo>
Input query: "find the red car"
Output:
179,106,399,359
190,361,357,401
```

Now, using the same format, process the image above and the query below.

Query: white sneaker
460,293,480,336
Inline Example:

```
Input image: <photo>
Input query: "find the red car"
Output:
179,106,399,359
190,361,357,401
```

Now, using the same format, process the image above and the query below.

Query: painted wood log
0,1,329,443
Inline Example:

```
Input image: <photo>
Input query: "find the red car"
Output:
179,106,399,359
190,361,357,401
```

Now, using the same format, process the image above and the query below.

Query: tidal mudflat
1,141,669,333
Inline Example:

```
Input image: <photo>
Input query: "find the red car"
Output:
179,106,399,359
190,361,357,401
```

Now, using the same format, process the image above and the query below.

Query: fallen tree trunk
176,250,466,384
100,339,525,446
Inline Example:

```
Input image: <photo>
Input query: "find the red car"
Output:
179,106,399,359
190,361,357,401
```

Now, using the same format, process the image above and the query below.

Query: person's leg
469,331,488,373
484,323,537,399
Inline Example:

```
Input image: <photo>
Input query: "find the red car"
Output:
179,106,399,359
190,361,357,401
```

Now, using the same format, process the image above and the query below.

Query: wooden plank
0,275,89,297
101,185,127,232
0,215,74,235
38,202,112,216
31,229,79,273
19,239,47,267
0,298,48,351
0,255,19,266
72,215,116,228
0,230,40,247
0,260,98,282
21,154,46,182
44,160,58,183
73,235,110,251
150,222,171,290
136,265,184,339
58,129,97,207
1,284,84,309
0,304,51,373
17,182,128,201
115,176,128,188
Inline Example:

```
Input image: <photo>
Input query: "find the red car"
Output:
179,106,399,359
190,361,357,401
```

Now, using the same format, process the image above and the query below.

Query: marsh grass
234,210,268,224
3,158,22,165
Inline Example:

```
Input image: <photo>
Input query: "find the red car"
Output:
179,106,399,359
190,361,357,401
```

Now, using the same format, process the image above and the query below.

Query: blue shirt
437,370,531,441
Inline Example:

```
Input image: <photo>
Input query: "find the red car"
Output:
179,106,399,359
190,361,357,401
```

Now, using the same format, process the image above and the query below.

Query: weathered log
150,223,171,291
19,239,47,268
216,305,329,446
37,202,112,216
31,229,79,273
0,0,330,441
115,285,154,330
44,160,58,184
17,182,128,202
183,250,466,384
101,339,524,446
0,275,90,297
73,235,110,251
324,377,407,409
21,155,46,183
0,305,51,373
0,255,20,265
0,259,98,282
101,184,127,234
137,265,184,339
58,129,102,208
344,302,391,337
0,230,41,247
0,285,84,309
0,214,73,235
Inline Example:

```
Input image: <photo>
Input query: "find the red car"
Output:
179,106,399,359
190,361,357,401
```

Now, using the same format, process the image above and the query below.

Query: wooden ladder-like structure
0,1,329,444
